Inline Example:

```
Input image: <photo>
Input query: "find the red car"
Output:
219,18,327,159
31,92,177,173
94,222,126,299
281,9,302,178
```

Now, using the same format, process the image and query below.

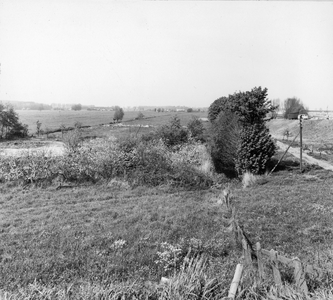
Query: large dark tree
208,87,277,175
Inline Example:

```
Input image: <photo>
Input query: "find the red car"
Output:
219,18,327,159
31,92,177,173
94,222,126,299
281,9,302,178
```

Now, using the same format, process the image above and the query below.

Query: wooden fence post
269,249,282,286
256,242,265,281
293,258,308,294
228,263,243,300
242,239,252,265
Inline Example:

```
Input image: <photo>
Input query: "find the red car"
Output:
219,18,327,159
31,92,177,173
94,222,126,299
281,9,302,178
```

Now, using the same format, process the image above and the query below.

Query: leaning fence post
256,242,264,281
293,258,308,294
269,249,282,286
228,263,243,300
242,239,252,265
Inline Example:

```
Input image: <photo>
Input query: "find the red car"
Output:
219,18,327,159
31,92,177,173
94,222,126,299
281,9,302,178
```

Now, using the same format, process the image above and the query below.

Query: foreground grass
1,166,333,298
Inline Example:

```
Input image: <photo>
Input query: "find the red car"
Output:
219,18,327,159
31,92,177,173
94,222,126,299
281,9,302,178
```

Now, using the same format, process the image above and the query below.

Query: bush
187,117,205,142
156,116,188,147
235,124,276,175
62,128,82,152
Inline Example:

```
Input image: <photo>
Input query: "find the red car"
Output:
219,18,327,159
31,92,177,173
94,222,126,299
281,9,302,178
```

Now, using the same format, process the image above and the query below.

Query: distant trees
283,98,308,119
113,106,124,122
0,103,28,139
71,104,82,111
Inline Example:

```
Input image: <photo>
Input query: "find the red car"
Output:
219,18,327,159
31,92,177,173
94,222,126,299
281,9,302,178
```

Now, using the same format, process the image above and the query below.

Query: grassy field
16,110,207,133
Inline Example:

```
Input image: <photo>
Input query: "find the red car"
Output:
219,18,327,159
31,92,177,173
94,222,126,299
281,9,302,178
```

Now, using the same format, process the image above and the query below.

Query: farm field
16,110,207,133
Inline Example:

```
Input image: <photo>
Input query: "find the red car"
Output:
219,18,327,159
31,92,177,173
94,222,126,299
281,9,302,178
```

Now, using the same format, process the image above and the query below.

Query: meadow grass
1,162,333,298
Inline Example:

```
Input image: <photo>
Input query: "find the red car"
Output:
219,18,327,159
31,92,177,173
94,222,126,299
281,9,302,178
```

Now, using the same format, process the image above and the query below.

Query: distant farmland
16,110,207,132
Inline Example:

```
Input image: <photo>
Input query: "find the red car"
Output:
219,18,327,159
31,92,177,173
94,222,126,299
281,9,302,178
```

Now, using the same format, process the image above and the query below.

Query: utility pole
299,114,303,172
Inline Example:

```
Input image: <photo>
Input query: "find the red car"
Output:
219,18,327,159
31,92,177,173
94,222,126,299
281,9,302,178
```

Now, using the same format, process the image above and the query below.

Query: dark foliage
228,87,278,126
235,124,276,174
208,97,229,123
208,87,277,176
187,116,205,142
0,103,29,139
114,106,125,122
208,110,240,177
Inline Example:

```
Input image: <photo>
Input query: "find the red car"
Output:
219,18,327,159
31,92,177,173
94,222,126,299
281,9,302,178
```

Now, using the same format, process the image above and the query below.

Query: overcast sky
0,1,332,109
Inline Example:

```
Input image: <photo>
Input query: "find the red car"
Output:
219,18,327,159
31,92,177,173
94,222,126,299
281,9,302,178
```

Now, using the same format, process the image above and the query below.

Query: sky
0,1,333,109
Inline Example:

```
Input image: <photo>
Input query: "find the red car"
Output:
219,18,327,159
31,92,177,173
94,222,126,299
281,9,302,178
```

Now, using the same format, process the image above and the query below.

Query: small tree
60,124,66,139
0,103,28,139
187,116,205,141
113,107,124,122
157,116,188,147
136,112,144,120
36,120,42,137
63,128,82,152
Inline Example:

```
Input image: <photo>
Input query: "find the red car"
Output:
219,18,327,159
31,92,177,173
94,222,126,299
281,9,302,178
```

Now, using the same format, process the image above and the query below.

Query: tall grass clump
242,171,258,188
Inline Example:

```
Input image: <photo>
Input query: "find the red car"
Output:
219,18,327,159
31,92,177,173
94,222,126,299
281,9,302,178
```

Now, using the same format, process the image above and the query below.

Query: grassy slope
268,119,333,144
1,167,333,293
